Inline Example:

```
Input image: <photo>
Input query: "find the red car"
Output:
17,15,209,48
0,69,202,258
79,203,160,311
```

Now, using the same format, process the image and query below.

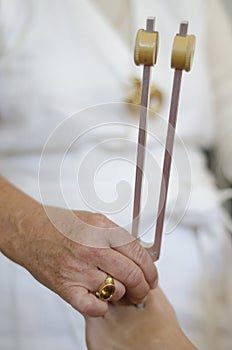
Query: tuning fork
132,17,195,261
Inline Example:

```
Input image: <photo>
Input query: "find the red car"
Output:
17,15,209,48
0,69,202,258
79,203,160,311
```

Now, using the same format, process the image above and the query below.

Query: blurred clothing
0,1,232,350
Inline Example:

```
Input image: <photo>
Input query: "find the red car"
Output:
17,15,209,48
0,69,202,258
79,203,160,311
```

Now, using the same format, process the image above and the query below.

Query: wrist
0,177,42,266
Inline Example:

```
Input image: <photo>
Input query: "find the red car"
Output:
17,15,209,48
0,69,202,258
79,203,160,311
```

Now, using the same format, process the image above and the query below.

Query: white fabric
0,0,232,349
205,0,232,182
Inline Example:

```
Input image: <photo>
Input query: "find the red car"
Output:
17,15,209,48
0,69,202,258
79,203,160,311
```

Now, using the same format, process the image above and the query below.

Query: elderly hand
0,177,158,317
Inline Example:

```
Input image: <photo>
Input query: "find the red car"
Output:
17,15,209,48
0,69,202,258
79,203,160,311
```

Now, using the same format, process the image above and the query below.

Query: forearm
0,176,41,266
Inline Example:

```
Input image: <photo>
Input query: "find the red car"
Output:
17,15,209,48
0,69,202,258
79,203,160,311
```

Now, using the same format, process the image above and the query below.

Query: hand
85,287,198,350
0,178,158,317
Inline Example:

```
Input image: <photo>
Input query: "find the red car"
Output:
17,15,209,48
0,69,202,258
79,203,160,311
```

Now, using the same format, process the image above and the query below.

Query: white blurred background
223,0,232,23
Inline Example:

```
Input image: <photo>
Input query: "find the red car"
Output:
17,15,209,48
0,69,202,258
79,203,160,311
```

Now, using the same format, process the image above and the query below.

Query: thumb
64,285,109,317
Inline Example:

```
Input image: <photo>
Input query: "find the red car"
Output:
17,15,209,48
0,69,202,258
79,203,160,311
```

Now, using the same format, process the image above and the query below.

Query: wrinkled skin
0,177,158,317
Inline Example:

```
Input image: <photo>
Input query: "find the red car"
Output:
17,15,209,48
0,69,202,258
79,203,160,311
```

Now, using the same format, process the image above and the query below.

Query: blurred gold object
95,274,115,302
126,77,163,115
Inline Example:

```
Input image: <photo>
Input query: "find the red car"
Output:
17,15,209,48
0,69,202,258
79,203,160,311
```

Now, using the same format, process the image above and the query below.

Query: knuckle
126,267,143,288
132,241,148,264
93,213,116,228
93,213,109,227
125,267,151,301
93,212,106,221
130,242,158,283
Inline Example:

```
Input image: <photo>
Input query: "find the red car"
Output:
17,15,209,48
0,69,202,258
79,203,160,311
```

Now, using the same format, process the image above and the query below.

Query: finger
68,286,108,317
76,213,157,289
114,239,158,289
110,279,126,302
95,249,151,304
104,224,158,289
83,269,126,302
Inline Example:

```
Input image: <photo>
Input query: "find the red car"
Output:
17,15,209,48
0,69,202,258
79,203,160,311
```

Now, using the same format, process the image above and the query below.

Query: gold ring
95,274,115,302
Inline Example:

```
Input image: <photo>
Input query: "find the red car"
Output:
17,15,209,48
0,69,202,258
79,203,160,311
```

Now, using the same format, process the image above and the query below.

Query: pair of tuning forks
132,17,195,261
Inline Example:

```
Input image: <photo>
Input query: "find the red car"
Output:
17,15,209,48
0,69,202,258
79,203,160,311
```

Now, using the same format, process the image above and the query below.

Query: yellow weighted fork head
134,28,159,66
171,34,196,72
